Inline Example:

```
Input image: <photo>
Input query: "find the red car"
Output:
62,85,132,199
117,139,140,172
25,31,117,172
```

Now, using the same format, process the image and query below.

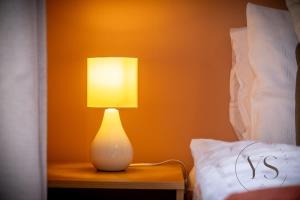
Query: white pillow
286,0,300,41
229,28,254,140
229,67,246,138
247,3,298,144
190,139,300,200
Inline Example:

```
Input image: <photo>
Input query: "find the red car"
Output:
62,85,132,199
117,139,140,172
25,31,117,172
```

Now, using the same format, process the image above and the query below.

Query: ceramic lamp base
90,108,133,171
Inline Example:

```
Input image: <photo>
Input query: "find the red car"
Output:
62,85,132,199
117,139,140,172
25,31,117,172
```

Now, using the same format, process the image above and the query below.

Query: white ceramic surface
91,108,133,171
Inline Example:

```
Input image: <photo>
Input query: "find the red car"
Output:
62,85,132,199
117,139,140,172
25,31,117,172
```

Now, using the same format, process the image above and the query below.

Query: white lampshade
87,57,138,108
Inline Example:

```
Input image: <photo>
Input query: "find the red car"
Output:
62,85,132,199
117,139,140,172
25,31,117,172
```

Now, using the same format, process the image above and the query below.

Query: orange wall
47,0,286,169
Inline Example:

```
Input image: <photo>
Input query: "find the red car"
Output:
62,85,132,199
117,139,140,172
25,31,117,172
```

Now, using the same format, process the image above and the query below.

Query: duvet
190,139,300,200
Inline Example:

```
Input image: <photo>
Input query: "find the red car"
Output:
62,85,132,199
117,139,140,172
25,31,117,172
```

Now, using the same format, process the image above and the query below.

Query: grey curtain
0,0,47,199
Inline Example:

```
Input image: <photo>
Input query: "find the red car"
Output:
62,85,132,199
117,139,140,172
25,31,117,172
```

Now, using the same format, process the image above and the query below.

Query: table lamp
87,57,138,171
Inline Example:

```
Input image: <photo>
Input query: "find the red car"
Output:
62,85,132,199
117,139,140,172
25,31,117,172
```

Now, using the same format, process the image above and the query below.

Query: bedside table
48,162,185,200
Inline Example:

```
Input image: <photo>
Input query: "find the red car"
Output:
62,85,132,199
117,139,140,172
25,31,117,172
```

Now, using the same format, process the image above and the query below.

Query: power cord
129,159,188,193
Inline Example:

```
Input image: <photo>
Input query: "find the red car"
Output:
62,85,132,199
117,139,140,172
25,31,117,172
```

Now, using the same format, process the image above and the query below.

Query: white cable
129,159,188,193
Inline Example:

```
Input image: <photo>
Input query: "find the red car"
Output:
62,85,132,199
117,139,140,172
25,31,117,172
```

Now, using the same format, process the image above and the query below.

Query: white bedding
247,3,297,144
190,139,300,200
189,167,203,200
189,2,300,200
229,27,254,140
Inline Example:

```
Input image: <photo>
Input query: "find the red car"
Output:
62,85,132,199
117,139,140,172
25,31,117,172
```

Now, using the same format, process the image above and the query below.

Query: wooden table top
48,162,184,190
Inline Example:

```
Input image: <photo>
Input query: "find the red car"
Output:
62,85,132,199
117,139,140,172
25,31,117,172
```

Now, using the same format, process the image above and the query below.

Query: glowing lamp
87,57,137,171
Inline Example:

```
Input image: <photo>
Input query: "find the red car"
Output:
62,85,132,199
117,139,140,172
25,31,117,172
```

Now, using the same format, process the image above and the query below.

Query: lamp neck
99,108,124,135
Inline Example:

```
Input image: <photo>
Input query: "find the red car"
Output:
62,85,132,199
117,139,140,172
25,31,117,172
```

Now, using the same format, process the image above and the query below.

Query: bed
188,2,300,200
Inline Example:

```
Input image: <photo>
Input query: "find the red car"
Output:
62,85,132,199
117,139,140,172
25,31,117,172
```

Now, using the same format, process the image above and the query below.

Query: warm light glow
87,57,138,108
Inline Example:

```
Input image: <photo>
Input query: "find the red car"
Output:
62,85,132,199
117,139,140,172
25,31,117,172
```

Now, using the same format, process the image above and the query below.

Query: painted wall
48,0,286,169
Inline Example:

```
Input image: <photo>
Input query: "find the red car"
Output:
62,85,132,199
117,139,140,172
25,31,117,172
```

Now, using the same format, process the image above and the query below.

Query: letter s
263,156,279,179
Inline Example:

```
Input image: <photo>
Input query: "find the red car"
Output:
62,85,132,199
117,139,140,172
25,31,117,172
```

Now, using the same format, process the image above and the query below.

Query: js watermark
235,142,288,191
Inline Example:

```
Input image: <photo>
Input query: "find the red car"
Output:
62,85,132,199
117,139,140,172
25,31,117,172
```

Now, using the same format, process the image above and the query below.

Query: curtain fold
0,0,47,199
